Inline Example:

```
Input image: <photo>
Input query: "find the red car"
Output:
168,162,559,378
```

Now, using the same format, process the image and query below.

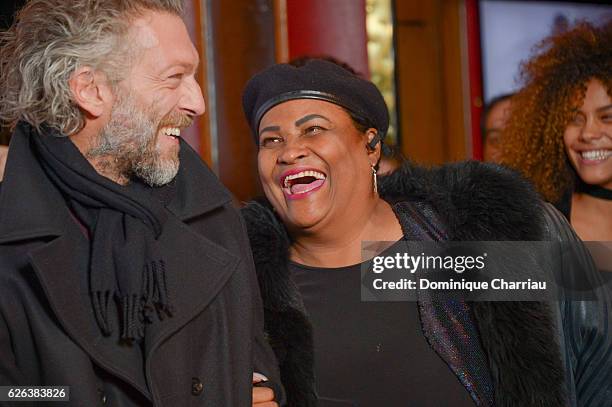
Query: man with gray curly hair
0,1,281,406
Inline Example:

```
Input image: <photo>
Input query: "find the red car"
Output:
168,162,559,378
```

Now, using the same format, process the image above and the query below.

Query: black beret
242,59,389,143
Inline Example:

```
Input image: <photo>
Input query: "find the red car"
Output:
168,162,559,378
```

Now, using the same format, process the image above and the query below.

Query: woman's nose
580,117,605,142
277,138,309,164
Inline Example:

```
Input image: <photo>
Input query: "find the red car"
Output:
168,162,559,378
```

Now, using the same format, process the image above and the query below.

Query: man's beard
87,93,191,186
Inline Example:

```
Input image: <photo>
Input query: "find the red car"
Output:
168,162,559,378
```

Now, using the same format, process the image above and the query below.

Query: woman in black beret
241,59,611,407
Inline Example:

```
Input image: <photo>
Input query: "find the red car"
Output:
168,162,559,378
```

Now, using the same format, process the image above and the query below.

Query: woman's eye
570,114,585,126
260,137,282,147
304,125,324,135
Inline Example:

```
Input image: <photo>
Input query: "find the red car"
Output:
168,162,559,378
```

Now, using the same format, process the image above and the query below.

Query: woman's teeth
581,150,610,161
283,170,326,188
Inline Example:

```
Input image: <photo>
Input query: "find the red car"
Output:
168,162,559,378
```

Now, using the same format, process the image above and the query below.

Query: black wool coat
242,161,612,407
0,127,282,406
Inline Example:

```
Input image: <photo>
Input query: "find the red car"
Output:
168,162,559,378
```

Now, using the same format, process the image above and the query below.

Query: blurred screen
479,0,612,103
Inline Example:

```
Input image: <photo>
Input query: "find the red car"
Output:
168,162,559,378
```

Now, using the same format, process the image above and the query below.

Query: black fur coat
242,161,611,407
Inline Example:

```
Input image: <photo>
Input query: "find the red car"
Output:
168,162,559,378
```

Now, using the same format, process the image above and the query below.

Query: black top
291,262,476,407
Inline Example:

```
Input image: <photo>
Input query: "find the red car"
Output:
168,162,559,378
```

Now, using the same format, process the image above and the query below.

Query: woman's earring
371,165,378,194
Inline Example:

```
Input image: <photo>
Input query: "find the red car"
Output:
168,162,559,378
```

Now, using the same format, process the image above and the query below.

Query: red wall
286,0,370,78
466,0,484,160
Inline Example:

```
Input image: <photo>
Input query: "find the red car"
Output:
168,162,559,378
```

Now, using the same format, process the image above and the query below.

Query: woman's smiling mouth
280,169,327,199
578,149,611,164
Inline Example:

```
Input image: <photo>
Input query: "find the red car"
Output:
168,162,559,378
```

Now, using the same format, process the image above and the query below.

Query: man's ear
366,129,381,166
68,67,113,118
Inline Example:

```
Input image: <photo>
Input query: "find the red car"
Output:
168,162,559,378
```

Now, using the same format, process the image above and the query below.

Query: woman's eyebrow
295,114,331,127
259,125,281,137
597,104,612,113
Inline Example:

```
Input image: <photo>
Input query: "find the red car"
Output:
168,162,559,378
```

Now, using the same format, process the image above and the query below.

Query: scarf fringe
120,294,144,341
114,260,173,341
92,290,113,336
152,260,173,319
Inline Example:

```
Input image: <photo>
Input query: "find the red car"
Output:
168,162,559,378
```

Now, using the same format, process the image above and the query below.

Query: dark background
0,0,24,144
0,0,24,29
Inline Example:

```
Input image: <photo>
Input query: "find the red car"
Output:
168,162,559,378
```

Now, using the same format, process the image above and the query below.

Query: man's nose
180,76,206,117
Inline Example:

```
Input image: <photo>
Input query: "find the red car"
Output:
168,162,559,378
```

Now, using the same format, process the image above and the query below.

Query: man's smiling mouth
161,126,182,139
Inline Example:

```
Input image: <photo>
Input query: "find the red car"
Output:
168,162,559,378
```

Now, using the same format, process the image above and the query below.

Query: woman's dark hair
481,93,515,142
345,110,374,134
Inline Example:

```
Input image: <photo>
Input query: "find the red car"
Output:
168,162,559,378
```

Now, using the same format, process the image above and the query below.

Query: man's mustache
158,112,193,129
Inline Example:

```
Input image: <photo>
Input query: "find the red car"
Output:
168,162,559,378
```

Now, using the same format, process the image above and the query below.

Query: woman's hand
252,386,278,406
252,372,278,407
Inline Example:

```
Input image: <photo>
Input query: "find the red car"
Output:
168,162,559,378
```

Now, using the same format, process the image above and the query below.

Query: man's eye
168,73,184,80
601,114,612,123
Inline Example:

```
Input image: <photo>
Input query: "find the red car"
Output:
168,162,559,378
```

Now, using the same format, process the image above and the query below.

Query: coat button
192,378,204,396
98,389,107,405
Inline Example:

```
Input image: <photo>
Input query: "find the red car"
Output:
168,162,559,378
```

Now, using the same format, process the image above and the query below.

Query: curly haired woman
502,20,611,241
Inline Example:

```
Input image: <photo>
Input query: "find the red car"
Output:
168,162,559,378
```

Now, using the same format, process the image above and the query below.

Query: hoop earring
371,165,378,194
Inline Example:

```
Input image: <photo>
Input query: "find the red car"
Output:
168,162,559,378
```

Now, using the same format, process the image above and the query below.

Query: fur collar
242,161,567,407
379,160,545,240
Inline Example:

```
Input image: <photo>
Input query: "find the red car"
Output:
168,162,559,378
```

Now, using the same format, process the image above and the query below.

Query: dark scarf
31,125,174,341
576,179,612,200
554,179,612,220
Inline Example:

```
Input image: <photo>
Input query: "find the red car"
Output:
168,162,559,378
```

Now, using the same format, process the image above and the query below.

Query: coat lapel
143,138,240,357
142,215,240,359
28,230,152,398
394,201,495,406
